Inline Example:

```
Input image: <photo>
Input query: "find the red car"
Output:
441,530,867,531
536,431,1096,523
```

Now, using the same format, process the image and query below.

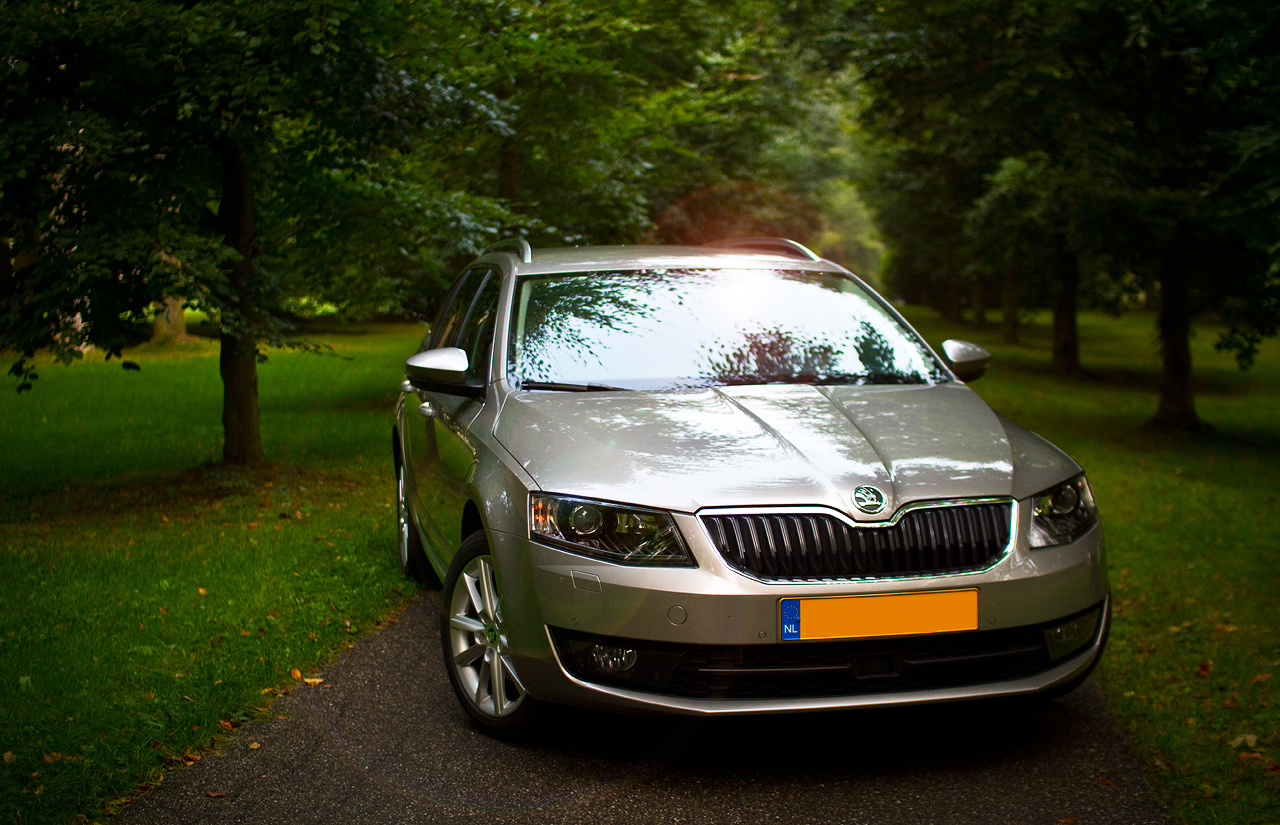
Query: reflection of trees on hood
516,270,682,380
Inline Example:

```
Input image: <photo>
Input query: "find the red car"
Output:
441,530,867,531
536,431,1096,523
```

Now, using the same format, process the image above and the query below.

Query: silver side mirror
941,339,991,382
405,347,469,384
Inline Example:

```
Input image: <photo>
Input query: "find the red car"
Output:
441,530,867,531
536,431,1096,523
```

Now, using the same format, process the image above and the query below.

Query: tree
839,0,1280,424
1,0,493,461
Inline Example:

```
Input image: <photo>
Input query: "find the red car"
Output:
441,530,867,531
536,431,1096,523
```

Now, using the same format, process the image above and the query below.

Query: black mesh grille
701,503,1011,581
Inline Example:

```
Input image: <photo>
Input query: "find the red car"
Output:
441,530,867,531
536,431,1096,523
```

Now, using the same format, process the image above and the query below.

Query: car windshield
508,268,947,391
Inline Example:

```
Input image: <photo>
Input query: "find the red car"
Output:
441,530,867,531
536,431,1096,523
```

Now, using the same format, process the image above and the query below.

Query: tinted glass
457,269,502,385
428,269,476,351
508,269,946,390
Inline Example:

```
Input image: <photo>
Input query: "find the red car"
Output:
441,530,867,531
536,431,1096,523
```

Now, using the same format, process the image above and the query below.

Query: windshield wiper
518,380,628,392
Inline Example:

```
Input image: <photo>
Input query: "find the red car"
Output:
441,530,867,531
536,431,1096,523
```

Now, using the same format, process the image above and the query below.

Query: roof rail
703,237,822,262
484,237,532,264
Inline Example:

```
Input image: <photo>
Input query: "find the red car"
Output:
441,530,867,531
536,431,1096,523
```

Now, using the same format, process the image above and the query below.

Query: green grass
0,323,428,824
1,312,1277,824
903,306,1280,824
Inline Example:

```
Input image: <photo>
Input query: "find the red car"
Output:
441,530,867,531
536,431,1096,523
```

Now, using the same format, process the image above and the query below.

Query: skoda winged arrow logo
852,485,887,515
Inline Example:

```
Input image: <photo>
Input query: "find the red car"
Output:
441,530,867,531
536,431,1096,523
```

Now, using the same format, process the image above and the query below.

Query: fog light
591,644,637,672
1044,607,1101,661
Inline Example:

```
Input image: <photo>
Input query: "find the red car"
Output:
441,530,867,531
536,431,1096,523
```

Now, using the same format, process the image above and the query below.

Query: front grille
551,614,1083,701
701,502,1011,581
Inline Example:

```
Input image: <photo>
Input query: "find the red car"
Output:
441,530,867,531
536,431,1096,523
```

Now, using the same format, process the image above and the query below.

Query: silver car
393,238,1108,735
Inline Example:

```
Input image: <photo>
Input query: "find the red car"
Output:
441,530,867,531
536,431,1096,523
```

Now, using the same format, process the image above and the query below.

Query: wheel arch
462,498,484,542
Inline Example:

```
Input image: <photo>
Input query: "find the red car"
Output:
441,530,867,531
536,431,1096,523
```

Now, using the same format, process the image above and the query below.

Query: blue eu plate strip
780,599,801,640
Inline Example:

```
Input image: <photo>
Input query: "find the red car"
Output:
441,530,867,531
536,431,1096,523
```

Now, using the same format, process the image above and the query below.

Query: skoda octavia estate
393,237,1108,735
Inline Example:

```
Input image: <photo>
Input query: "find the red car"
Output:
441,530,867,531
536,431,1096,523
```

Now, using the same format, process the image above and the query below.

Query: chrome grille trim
699,499,1015,582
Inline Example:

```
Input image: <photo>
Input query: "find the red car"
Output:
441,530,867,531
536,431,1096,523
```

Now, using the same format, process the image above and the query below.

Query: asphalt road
119,594,1165,825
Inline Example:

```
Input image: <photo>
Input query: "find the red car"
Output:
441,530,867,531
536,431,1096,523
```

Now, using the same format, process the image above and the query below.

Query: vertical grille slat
702,503,1012,582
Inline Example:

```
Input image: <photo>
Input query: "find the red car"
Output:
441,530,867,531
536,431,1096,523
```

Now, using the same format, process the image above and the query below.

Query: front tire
441,532,539,737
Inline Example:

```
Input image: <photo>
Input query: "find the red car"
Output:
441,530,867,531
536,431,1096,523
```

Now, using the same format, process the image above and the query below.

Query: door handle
416,401,436,419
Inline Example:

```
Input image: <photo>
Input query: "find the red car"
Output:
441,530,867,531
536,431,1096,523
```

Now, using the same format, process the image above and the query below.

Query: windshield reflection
509,269,947,390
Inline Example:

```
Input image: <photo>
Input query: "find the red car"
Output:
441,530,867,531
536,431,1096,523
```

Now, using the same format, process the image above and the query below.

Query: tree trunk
1148,251,1203,431
216,139,265,464
152,296,186,341
1051,236,1080,374
938,275,963,322
971,278,987,327
1001,267,1020,344
498,137,521,205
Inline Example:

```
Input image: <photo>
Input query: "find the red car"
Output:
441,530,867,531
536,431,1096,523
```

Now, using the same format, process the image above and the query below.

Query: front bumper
487,500,1109,715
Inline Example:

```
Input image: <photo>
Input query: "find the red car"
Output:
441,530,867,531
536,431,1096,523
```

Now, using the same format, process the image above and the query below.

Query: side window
457,270,502,386
425,269,476,352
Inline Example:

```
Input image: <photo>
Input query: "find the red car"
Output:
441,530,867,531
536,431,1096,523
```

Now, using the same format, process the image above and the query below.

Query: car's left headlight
1028,473,1099,548
530,494,694,566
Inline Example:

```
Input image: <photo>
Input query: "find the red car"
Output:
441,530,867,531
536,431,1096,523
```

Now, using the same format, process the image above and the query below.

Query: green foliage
845,0,1280,364
0,0,499,382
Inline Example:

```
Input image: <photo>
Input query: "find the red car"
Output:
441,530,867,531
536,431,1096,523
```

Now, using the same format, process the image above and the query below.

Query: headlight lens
531,494,693,566
1028,473,1099,548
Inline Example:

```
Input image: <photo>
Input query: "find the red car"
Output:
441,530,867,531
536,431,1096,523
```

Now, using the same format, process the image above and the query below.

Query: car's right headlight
530,493,694,566
1028,473,1099,548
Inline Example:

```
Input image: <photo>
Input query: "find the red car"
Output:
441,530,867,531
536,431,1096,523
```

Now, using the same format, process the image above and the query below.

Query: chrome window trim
693,497,1018,585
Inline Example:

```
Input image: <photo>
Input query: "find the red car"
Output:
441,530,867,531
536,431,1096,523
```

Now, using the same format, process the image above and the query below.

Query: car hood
493,382,1076,519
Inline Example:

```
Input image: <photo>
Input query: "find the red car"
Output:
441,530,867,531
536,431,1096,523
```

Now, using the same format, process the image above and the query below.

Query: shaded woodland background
3,0,1278,456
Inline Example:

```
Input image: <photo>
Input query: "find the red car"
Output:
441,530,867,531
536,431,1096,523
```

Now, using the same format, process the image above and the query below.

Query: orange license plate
779,589,978,641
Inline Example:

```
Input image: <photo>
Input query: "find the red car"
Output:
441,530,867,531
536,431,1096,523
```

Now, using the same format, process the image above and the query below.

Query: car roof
472,244,851,277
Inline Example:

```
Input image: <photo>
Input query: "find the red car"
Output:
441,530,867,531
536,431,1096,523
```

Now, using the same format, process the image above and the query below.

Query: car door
408,267,501,563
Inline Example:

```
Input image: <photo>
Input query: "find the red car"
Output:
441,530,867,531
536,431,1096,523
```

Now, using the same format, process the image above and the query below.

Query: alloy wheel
447,555,525,717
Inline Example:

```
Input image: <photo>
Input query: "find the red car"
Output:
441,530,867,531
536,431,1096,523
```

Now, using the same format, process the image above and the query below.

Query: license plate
779,589,979,641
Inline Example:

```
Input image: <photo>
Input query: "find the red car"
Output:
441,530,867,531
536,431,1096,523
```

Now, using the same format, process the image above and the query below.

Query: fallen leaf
1224,698,1238,708
260,687,274,695
1267,763,1279,774
206,791,225,798
1230,734,1259,749
1098,779,1113,786
183,753,200,762
2,752,14,763
1239,751,1262,761
1214,624,1238,632
302,677,322,686
1196,662,1211,678
42,753,61,763
1250,673,1271,685
248,742,260,750
240,631,250,637
159,607,168,614
290,668,301,680
143,693,155,700
1057,818,1080,823
218,720,233,732
197,587,207,595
